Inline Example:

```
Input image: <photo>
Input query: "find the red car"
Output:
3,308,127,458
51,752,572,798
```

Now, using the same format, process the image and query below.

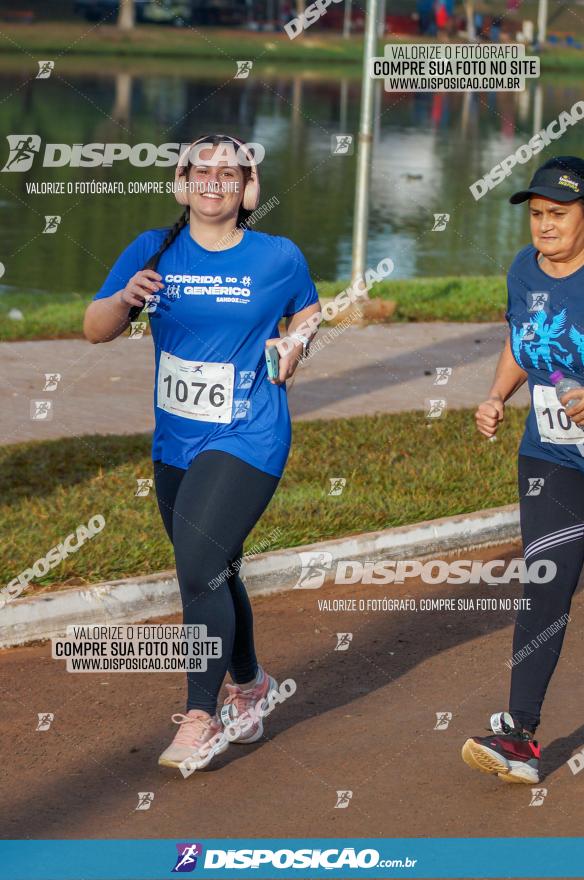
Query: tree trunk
112,72,132,123
377,0,386,37
118,0,135,31
465,0,476,39
537,0,548,44
343,0,352,38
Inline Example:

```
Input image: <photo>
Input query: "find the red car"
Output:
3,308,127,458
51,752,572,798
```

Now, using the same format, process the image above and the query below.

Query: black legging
153,450,279,714
510,454,584,733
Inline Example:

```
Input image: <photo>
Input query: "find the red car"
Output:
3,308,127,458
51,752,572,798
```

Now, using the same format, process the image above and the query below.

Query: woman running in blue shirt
83,134,320,772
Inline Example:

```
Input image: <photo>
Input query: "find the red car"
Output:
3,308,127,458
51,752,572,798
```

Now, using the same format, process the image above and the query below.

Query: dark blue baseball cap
509,155,584,204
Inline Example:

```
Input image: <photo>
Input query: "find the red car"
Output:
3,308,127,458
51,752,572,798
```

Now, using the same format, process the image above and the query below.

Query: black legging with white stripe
510,454,584,733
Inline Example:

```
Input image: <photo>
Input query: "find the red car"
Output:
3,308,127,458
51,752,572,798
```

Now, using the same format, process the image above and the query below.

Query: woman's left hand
266,337,304,385
560,387,584,426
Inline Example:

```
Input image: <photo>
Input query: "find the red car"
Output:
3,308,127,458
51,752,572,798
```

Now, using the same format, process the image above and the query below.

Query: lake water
0,60,581,295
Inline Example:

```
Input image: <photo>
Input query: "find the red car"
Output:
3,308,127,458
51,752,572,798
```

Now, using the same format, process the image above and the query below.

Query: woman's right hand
118,270,164,310
475,395,505,438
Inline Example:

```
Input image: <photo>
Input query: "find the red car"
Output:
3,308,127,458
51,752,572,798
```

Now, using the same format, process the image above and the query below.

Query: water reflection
0,61,581,295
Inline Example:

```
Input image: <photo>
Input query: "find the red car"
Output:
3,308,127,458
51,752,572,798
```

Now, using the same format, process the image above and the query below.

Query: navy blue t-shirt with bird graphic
506,244,584,471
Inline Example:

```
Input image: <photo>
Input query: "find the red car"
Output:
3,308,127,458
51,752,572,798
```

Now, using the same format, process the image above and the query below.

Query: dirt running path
1,543,583,850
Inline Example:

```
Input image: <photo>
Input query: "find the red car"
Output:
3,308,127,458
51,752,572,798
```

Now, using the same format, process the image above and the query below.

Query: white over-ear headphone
174,134,260,211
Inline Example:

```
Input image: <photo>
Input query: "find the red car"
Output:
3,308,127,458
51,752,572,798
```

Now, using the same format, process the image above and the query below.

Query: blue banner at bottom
0,838,582,879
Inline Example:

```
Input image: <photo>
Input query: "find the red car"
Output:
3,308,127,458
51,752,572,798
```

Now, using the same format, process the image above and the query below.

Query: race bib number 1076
157,351,234,424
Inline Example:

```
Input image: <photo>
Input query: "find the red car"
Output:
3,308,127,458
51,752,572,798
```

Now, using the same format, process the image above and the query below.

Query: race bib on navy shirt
506,244,584,470
93,226,319,476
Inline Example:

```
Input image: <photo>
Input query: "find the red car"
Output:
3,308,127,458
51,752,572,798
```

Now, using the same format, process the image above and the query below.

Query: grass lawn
337,275,506,323
540,48,584,72
0,23,582,72
0,23,364,64
0,291,94,342
0,276,507,342
1,406,525,596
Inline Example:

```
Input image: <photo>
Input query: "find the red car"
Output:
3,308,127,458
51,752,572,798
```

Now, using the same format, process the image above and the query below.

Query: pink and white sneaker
158,709,228,771
220,667,278,744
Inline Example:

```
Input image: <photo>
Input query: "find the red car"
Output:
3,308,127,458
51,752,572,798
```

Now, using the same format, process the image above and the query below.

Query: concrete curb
0,503,520,649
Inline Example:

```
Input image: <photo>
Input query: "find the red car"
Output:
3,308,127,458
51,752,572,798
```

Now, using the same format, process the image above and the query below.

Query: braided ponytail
127,207,189,321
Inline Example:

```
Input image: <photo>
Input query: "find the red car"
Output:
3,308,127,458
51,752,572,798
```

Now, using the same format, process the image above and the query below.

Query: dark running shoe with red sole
462,712,540,784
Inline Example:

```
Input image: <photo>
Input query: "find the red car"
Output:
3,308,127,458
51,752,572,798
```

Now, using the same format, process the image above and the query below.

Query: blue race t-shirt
506,243,584,471
93,225,319,477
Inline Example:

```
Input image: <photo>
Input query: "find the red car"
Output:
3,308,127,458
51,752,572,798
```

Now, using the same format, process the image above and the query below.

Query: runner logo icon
529,788,548,807
36,61,55,79
335,632,353,651
426,398,447,419
43,215,61,234
434,711,453,730
172,843,203,872
432,213,450,231
528,292,548,312
235,60,253,79
238,371,255,389
294,551,334,589
526,477,545,497
2,135,41,172
135,792,154,811
434,367,452,385
36,712,54,731
331,134,354,155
